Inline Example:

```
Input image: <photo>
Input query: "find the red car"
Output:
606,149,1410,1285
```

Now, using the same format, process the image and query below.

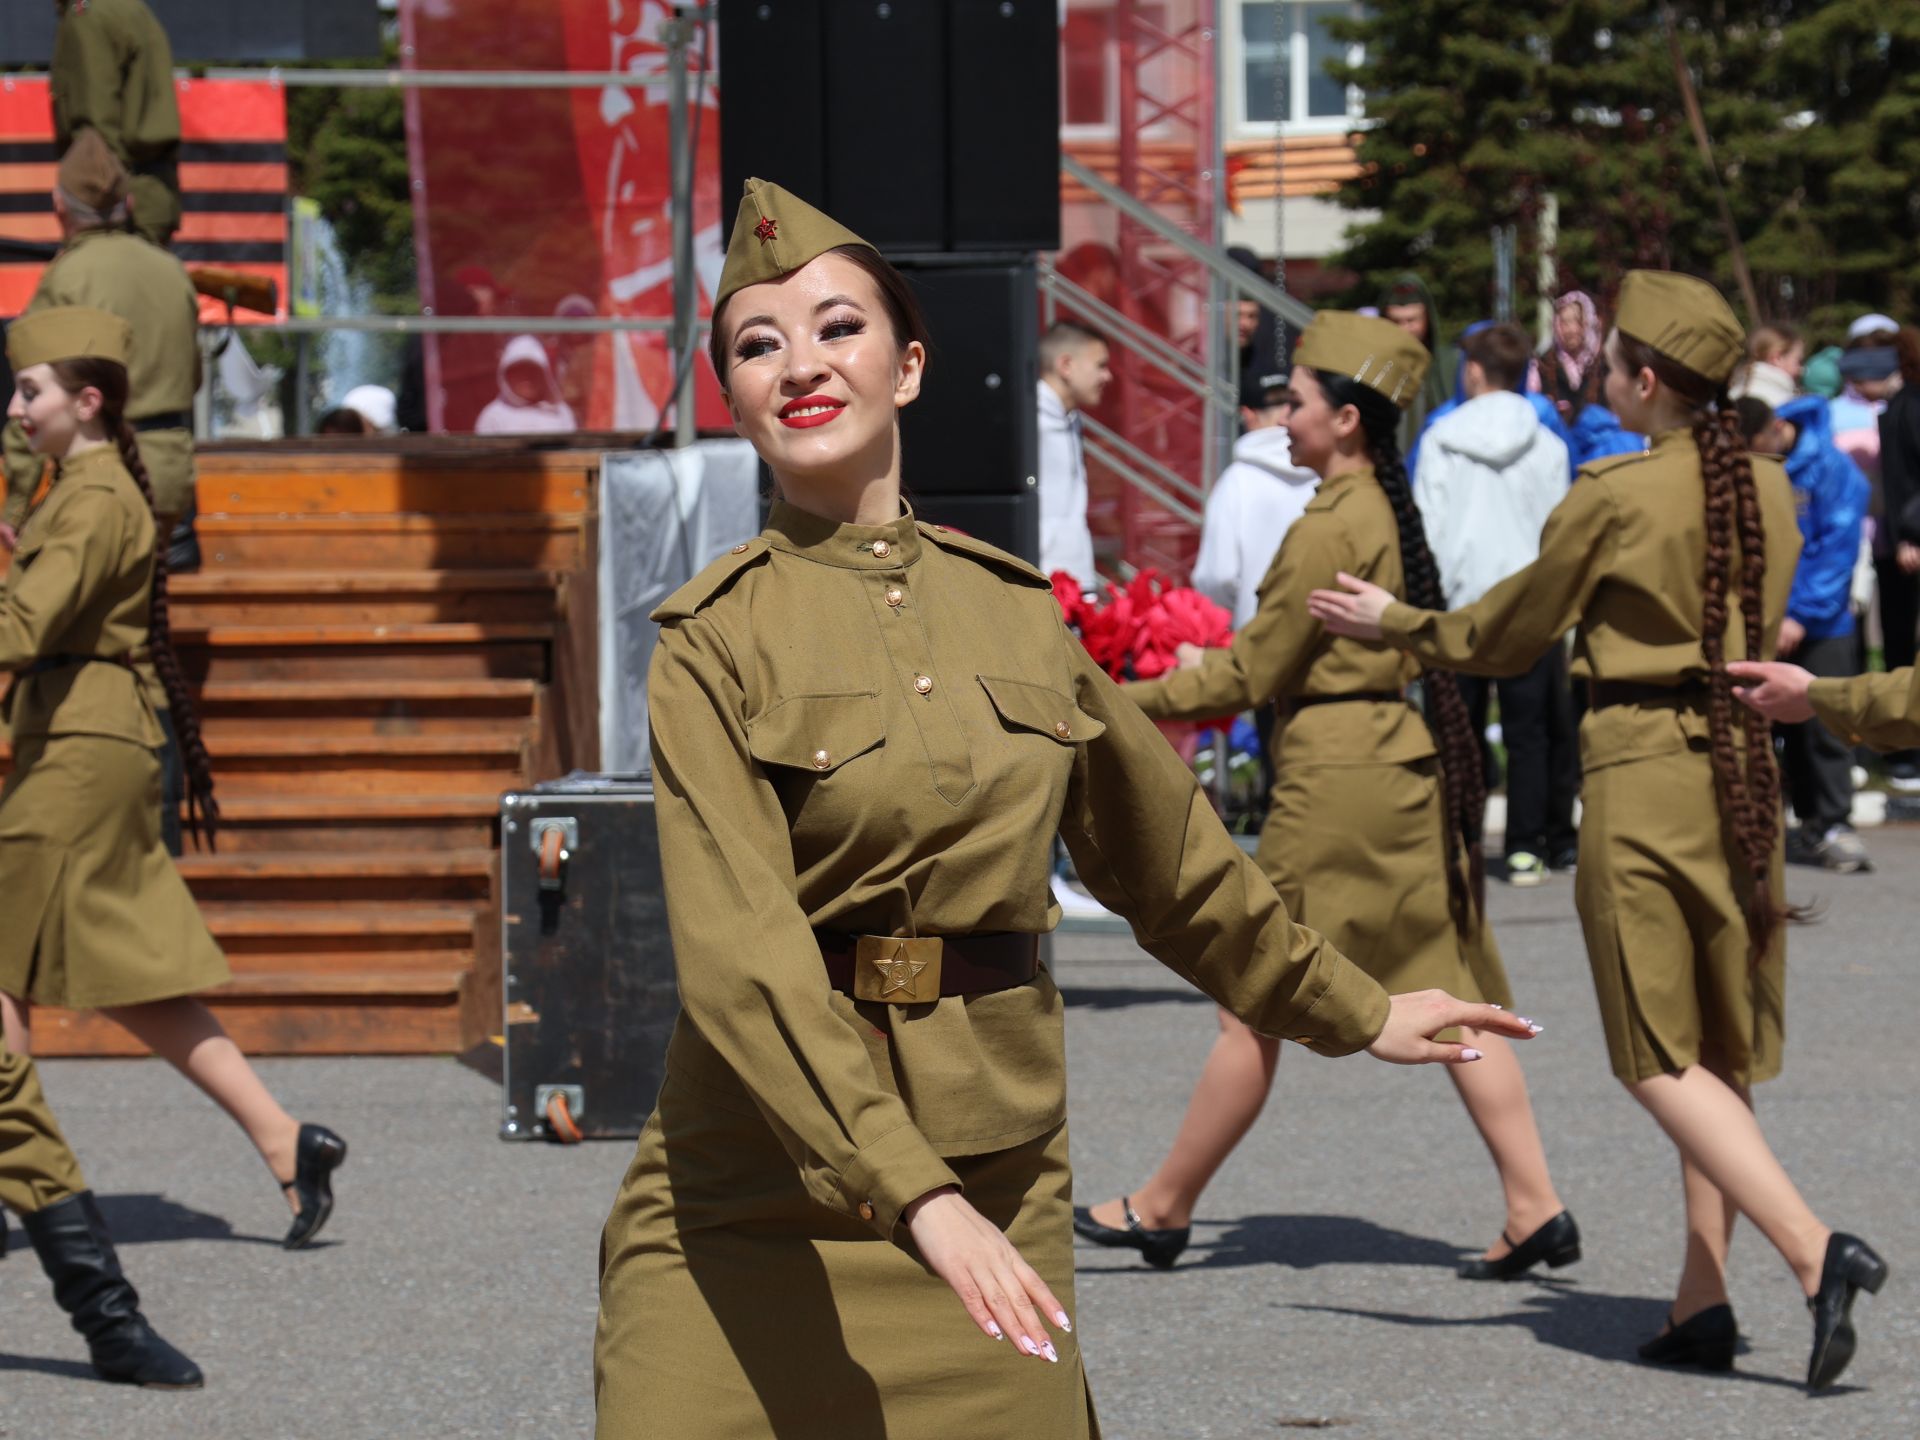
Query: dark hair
1039,318,1108,369
1732,396,1775,447
49,356,219,849
1845,326,1898,351
1315,368,1486,937
1897,326,1920,388
315,406,370,435
706,243,931,389
1460,323,1533,391
1616,332,1784,961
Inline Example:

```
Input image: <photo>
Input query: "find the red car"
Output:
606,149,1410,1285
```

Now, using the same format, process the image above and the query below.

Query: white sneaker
1503,852,1547,887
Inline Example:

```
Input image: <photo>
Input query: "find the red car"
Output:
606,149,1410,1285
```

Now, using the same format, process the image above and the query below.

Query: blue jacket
1568,404,1645,470
1779,394,1869,640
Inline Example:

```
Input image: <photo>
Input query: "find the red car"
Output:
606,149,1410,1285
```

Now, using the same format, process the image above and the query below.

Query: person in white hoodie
474,334,579,436
1190,369,1320,627
1415,323,1576,885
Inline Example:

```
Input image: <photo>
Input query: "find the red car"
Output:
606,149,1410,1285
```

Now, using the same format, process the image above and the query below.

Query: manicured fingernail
1527,1022,1544,1035
1055,1310,1072,1331
1041,1341,1060,1363
1489,1004,1503,1010
1516,1017,1535,1028
1019,1335,1038,1356
987,1321,1004,1340
1460,1048,1483,1061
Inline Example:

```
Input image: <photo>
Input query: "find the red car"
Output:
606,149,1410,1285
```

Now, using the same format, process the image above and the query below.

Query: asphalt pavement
4,830,1917,1440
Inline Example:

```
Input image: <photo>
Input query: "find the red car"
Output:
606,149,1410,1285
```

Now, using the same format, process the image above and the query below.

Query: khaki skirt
1575,741,1785,1087
0,733,228,1009
596,1071,1097,1440
1258,754,1512,1010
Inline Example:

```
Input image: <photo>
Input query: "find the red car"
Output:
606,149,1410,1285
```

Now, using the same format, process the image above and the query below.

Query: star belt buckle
853,936,943,1005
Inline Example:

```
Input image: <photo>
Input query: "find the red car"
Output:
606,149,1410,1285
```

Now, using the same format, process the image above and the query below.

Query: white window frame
1226,0,1365,141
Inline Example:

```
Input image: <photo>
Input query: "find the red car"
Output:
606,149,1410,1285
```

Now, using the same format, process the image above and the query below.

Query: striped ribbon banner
0,75,288,322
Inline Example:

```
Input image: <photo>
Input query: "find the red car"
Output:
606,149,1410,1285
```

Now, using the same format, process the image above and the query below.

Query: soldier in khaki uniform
591,182,1536,1440
1311,272,1889,1391
1,1039,202,1386
2,307,346,1250
1731,659,1920,752
1077,312,1573,1281
50,0,183,249
2,131,202,849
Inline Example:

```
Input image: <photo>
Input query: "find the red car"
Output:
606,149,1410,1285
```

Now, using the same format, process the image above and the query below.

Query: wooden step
196,677,540,739
193,793,501,852
200,902,476,960
203,732,525,797
196,457,593,516
177,849,496,905
169,569,565,627
196,513,586,571
176,621,554,682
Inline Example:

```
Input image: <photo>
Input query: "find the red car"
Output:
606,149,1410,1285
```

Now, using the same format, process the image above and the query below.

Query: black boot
20,1192,204,1389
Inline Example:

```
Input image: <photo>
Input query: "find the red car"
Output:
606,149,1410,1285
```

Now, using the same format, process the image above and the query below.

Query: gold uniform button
913,674,934,696
884,588,904,607
1054,721,1072,739
811,749,832,769
731,542,749,554
871,539,891,559
858,1201,875,1222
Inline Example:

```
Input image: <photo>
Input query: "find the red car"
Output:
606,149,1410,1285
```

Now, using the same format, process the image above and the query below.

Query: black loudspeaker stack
718,0,1059,564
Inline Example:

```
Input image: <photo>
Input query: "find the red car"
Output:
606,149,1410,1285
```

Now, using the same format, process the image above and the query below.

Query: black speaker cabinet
719,0,1059,254
909,492,1039,566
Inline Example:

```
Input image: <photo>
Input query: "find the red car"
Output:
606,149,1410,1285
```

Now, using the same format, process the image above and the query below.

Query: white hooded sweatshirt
1414,389,1570,610
475,334,580,436
1191,426,1320,628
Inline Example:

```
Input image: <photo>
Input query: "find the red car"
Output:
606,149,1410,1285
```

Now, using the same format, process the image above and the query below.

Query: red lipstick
778,394,846,429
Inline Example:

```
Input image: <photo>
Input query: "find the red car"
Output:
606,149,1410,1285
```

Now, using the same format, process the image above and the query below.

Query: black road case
500,774,678,1141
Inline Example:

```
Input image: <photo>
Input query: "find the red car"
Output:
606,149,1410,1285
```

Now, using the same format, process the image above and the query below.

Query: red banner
402,1,726,433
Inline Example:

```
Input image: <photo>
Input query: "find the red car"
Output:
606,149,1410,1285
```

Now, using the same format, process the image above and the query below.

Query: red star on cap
753,216,778,243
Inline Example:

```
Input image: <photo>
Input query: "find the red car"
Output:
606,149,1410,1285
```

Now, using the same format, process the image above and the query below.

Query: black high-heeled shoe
1456,1210,1581,1281
1807,1231,1889,1392
1071,1197,1189,1270
1638,1303,1737,1371
281,1123,348,1251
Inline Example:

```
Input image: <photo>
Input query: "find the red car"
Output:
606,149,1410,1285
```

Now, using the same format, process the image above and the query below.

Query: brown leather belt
1289,689,1408,712
20,653,136,678
1588,679,1709,710
817,931,1039,1005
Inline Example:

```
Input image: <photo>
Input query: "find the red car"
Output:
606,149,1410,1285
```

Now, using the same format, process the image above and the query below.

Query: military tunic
595,502,1390,1440
1125,466,1510,1012
0,445,226,1008
1376,430,1800,1086
51,0,182,249
1809,666,1920,753
3,227,201,532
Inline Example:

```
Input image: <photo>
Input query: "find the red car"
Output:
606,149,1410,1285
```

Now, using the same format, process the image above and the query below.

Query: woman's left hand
1367,990,1541,1065
1306,572,1394,640
1173,641,1206,671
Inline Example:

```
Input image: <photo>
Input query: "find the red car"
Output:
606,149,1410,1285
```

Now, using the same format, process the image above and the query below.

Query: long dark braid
1619,335,1784,960
1319,370,1487,937
51,357,219,849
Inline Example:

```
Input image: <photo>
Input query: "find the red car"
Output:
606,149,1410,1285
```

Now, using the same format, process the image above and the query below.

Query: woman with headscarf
1539,290,1603,422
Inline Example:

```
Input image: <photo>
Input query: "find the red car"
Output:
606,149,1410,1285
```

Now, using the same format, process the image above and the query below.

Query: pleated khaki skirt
0,733,229,1009
1258,754,1512,1011
1575,741,1786,1087
596,1071,1097,1440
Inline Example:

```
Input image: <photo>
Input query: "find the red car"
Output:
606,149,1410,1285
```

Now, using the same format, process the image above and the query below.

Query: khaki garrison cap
1615,270,1745,386
6,306,133,371
714,178,876,314
58,128,130,215
1293,310,1431,410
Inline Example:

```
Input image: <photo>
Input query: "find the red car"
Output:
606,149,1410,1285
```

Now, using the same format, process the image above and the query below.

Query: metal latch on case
531,817,578,892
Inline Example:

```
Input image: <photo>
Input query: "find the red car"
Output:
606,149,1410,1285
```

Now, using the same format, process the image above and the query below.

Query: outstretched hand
1306,572,1394,640
1367,989,1541,1065
905,1186,1070,1362
1726,659,1816,724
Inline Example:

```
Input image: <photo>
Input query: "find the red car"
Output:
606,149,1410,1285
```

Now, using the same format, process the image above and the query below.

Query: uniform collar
1314,464,1375,499
57,443,122,481
764,498,922,569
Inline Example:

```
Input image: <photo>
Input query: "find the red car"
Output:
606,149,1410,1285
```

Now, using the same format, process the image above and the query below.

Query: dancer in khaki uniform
1312,271,1889,1391
1077,313,1572,1279
1,308,345,1249
1732,660,1920,751
1,1038,201,1386
591,181,1536,1440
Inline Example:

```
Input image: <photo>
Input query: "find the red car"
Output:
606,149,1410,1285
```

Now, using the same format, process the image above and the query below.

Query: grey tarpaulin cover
598,442,761,772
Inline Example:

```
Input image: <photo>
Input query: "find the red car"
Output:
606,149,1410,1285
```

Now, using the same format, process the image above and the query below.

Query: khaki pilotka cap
714,178,876,314
1292,310,1432,409
1615,270,1745,386
6,306,133,370
57,128,130,215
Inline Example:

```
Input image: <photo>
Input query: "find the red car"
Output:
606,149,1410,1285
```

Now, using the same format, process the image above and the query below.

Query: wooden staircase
3,441,602,1057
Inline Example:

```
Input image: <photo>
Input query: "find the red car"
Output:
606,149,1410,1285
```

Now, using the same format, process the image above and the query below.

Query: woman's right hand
1899,541,1920,576
1367,989,1540,1064
904,1185,1069,1361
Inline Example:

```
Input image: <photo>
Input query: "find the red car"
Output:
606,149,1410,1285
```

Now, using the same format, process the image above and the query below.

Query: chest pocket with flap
745,690,885,775
979,675,1106,746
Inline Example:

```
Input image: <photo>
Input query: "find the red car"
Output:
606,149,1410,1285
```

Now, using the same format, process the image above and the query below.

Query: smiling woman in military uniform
1311,272,1890,1391
591,183,1535,1439
0,308,345,1250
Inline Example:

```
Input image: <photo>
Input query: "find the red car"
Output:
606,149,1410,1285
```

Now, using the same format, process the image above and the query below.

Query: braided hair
1617,334,1782,961
49,356,219,849
1316,370,1486,937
